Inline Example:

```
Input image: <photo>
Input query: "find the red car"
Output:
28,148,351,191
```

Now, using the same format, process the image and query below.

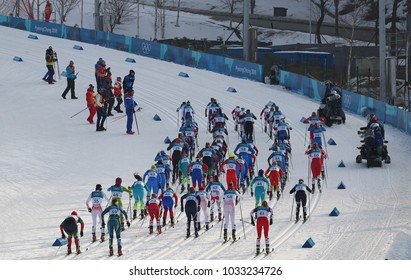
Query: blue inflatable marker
125,58,136,63
227,87,237,93
153,114,161,121
13,56,23,62
337,181,346,189
52,237,67,247
329,207,340,216
302,237,315,248
178,72,189,78
327,138,336,145
338,160,345,167
28,34,38,39
73,45,83,50
164,137,171,144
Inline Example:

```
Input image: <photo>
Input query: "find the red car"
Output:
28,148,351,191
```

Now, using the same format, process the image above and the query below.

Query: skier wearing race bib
107,177,132,231
205,176,226,222
250,201,273,255
85,184,110,242
249,169,270,205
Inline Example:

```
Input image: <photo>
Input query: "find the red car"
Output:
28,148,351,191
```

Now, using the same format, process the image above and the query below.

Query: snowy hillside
0,24,410,277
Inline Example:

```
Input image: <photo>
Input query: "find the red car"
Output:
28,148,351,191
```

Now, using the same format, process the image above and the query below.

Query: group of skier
59,93,333,257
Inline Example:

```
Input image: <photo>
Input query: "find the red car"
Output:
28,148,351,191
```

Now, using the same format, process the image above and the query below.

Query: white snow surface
0,25,411,261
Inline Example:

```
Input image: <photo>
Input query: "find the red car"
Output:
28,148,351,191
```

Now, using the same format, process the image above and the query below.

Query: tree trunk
316,0,326,44
390,0,400,31
334,0,339,35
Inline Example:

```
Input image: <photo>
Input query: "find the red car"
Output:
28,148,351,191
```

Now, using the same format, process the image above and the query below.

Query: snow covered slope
0,25,410,262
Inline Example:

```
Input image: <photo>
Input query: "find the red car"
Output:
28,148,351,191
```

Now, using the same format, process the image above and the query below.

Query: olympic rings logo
141,42,151,55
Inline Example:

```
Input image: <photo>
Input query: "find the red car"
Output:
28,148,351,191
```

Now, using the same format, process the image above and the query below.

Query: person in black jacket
181,187,201,238
289,179,312,222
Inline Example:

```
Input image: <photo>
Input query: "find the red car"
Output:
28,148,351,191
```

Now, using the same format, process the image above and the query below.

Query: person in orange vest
44,1,52,22
86,84,96,124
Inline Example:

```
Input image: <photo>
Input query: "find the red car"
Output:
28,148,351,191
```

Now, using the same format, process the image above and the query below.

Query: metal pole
243,0,250,61
81,0,84,28
175,0,181,27
136,0,140,37
309,0,312,44
379,0,386,101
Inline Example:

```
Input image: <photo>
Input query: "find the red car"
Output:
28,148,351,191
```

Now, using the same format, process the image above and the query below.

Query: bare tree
220,0,242,29
54,0,80,24
1,0,16,16
105,0,136,32
315,0,330,44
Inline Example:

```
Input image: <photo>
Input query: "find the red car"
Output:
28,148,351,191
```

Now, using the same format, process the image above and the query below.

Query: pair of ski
223,236,240,245
185,224,214,239
295,216,309,224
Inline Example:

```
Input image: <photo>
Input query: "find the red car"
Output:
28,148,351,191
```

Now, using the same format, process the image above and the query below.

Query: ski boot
296,210,300,222
195,230,199,238
67,247,72,255
232,229,236,241
140,210,145,219
276,190,281,200
186,229,190,238
205,222,209,230
76,245,81,255
218,213,222,222
210,213,214,222
317,179,322,193
196,222,201,231
157,225,161,234
162,218,167,227
170,217,175,227
118,246,123,256
311,184,315,194
100,233,105,242
303,212,307,223
266,244,270,254
223,229,228,241
92,233,97,242
256,243,260,255
321,170,325,180
133,210,137,220
149,226,153,234
269,191,273,200
109,246,114,256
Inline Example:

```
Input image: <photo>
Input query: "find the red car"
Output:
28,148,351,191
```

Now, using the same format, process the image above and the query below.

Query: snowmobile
356,127,391,167
318,91,346,127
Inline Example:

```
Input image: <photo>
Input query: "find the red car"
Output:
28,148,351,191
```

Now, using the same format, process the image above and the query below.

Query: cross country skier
59,211,84,255
222,183,241,241
143,165,160,195
240,109,257,141
249,169,270,205
197,142,217,183
85,184,110,242
167,138,185,184
250,201,273,255
187,157,209,190
158,187,178,227
205,176,226,222
178,150,191,193
101,198,130,256
107,177,132,231
145,193,163,234
234,136,256,181
195,186,211,230
130,173,150,220
265,162,285,200
305,143,327,193
308,124,326,148
181,187,201,238
221,152,243,190
289,179,312,222
155,160,172,193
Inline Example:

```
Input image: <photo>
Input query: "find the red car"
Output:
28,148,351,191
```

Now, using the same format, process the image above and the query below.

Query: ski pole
290,193,295,221
219,214,225,239
134,112,140,134
260,118,263,133
177,111,179,131
70,107,88,118
304,124,308,146
322,133,329,159
239,198,246,240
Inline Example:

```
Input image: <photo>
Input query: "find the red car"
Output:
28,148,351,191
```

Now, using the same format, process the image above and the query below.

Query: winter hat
71,211,78,216
89,84,94,88
258,169,264,177
117,76,121,81
229,151,235,158
95,184,102,191
129,70,135,76
199,186,205,191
